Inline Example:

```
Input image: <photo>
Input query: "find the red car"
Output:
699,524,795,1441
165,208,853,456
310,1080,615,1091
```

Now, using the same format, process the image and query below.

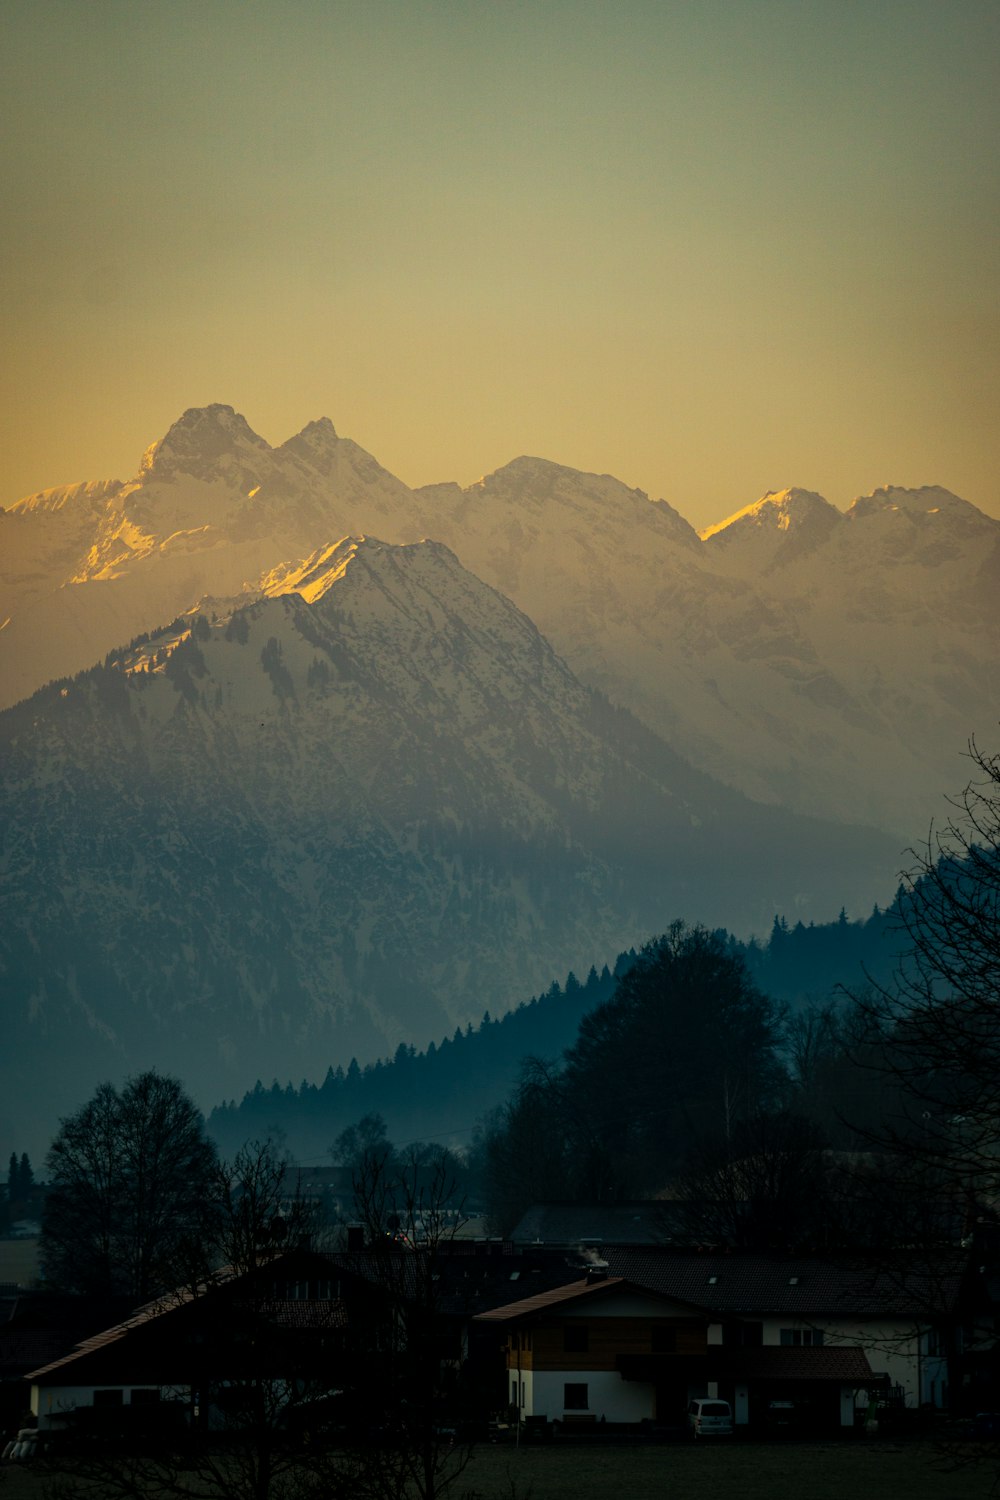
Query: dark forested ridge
207,900,904,1162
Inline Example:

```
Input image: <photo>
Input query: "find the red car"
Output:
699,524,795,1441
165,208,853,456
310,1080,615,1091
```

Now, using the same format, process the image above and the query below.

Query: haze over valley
1,404,995,1155
3,2,998,1175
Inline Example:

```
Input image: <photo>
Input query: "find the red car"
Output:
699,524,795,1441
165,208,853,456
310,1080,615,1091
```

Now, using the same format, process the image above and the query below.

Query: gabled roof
473,1276,707,1323
27,1283,204,1382
27,1247,377,1385
601,1247,966,1319
430,1252,587,1319
0,1291,138,1380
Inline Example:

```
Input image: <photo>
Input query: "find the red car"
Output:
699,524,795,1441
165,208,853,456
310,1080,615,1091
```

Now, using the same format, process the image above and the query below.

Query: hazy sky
2,0,998,529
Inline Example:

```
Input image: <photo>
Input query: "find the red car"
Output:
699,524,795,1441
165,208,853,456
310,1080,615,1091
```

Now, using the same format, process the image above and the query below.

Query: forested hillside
208,900,904,1162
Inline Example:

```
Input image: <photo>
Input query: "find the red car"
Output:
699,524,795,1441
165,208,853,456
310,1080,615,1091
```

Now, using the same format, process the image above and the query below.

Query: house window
563,1325,588,1353
93,1389,124,1407
129,1389,160,1405
651,1324,676,1353
780,1328,824,1347
564,1383,588,1410
511,1380,518,1407
723,1320,763,1346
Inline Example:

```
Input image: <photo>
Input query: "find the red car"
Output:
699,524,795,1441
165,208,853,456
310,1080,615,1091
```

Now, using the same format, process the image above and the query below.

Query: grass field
453,1438,998,1500
1,1438,996,1500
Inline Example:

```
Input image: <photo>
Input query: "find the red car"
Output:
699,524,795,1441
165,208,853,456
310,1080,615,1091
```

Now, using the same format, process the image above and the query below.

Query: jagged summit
276,416,341,472
450,453,700,548
847,484,981,522
139,406,352,489
700,487,841,543
473,452,659,504
2,402,995,840
260,535,366,602
259,534,452,604
474,454,579,488
140,403,271,482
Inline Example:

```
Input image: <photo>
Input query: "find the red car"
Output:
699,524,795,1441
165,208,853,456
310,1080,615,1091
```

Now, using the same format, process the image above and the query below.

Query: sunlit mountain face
3,405,994,1155
0,533,899,1153
3,405,996,837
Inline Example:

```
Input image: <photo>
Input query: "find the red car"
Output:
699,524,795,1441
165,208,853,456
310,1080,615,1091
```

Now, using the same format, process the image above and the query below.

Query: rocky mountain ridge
2,404,997,835
0,535,898,1152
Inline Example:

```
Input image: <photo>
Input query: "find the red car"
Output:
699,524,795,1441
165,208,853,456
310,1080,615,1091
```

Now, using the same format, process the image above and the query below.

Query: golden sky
2,0,998,529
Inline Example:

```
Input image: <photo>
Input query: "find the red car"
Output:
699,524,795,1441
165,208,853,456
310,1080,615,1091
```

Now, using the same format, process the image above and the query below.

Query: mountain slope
0,406,431,709
0,537,898,1152
698,484,1000,822
3,405,996,836
425,469,1000,833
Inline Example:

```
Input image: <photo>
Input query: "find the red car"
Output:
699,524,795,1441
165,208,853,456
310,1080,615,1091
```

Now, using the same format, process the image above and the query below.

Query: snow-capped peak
140,404,272,483
846,484,988,524
275,417,341,473
259,536,366,603
6,477,124,517
700,487,840,543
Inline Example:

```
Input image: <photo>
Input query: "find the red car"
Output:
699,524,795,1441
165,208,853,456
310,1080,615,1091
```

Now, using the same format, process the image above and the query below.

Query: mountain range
4,405,997,835
1,533,898,1153
1,404,996,1153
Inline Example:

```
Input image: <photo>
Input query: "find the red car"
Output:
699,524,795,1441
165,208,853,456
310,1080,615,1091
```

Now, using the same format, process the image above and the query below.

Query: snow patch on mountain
0,535,899,1153
3,405,996,838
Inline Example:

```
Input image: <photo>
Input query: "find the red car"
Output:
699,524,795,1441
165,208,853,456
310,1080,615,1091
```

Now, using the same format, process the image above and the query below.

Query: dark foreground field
2,1439,996,1500
462,1439,997,1500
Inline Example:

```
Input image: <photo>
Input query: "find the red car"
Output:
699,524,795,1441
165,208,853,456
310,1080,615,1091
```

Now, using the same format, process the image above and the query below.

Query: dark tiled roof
601,1248,965,1319
617,1345,874,1384
0,1329,79,1374
263,1300,349,1330
474,1277,622,1322
432,1257,585,1319
474,1276,707,1323
27,1286,203,1381
720,1346,874,1382
27,1249,360,1383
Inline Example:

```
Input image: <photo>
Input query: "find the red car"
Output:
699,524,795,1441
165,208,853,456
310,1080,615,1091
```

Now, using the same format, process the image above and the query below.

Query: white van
686,1398,734,1438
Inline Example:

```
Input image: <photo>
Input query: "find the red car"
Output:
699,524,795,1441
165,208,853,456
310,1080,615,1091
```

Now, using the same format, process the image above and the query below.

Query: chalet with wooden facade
474,1271,878,1431
474,1275,712,1424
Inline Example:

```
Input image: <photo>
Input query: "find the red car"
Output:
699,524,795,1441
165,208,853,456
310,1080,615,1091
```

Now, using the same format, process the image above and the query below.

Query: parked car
686,1398,734,1438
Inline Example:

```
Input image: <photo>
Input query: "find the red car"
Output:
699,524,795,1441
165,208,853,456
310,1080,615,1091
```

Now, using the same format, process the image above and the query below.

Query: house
25,1248,392,1435
475,1275,711,1425
23,1239,565,1440
473,1271,875,1431
602,1247,966,1417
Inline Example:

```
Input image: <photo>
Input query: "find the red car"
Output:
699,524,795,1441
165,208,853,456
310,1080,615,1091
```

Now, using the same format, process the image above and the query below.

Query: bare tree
338,1137,475,1500
41,1072,218,1300
850,737,1000,1223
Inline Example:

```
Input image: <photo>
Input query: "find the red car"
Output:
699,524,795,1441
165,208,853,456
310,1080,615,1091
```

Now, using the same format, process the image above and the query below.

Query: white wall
708,1315,934,1409
802,1318,925,1408
526,1368,653,1423
31,1384,190,1432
